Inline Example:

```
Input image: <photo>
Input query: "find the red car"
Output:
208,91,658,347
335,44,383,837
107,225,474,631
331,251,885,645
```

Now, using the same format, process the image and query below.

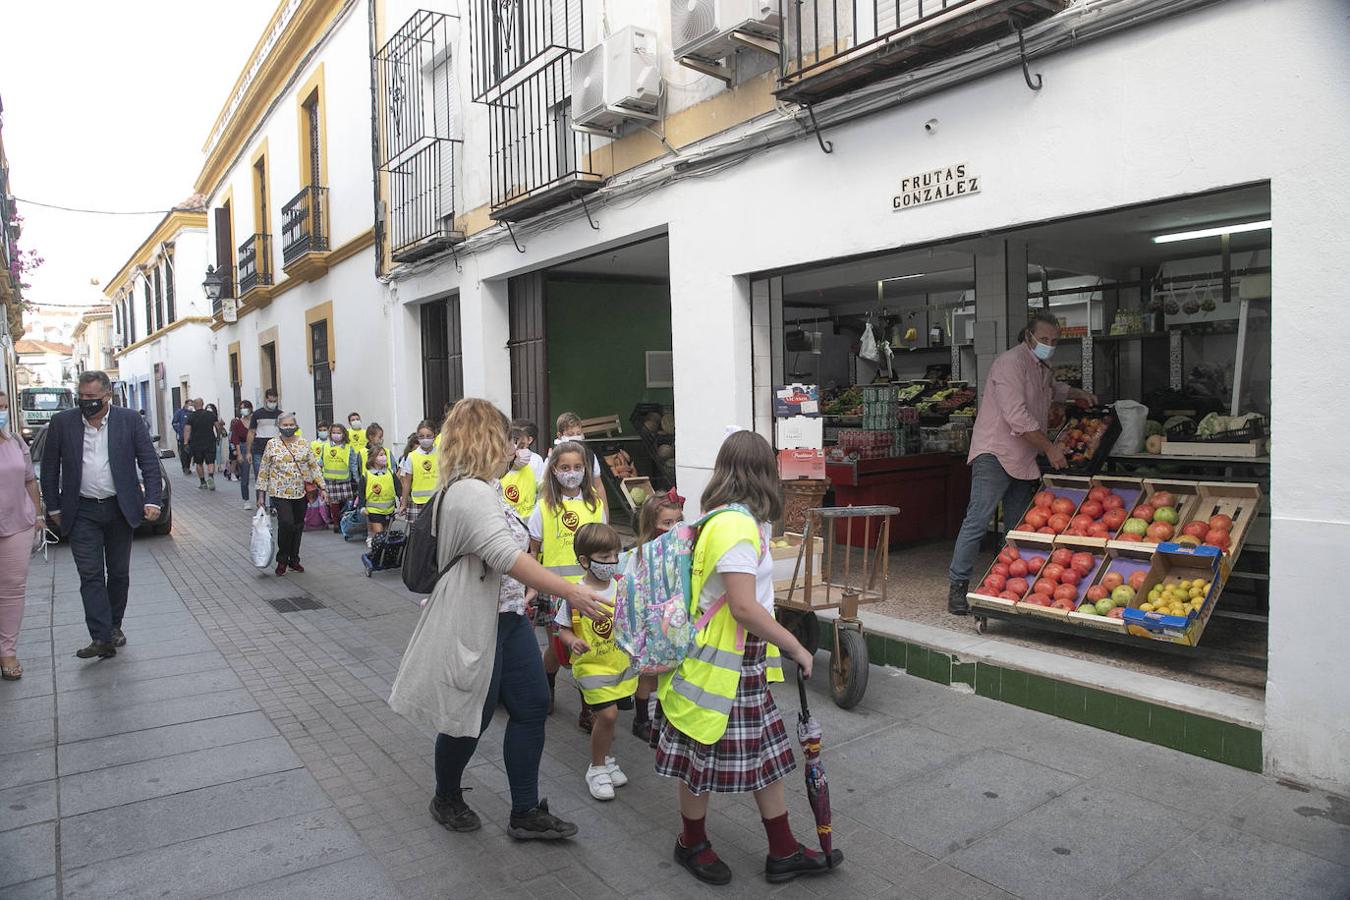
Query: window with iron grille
468,0,583,101
311,322,333,428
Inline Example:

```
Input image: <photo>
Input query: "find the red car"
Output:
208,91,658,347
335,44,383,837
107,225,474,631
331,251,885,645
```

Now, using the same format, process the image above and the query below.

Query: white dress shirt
80,417,116,499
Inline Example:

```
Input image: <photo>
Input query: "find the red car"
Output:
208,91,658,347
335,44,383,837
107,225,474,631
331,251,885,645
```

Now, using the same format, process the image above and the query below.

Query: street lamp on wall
202,265,235,323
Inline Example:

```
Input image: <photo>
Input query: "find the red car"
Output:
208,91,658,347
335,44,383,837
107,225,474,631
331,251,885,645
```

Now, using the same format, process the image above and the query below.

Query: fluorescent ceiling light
880,273,927,283
1152,220,1271,244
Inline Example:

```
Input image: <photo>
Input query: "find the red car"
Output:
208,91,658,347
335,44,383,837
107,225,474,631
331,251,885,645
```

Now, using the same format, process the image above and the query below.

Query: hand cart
774,505,900,709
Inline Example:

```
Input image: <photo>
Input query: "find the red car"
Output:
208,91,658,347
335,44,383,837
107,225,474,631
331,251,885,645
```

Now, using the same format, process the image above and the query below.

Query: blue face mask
0,411,8,431
1031,338,1055,362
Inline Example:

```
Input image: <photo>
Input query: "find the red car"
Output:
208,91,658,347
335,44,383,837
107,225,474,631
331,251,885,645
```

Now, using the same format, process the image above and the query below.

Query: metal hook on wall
801,103,834,154
448,243,462,274
1012,20,1043,91
579,195,600,231
503,221,525,254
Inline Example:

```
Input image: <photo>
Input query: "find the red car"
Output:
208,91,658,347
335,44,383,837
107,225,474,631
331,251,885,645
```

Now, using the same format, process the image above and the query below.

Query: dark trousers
436,612,550,814
948,453,1040,583
176,437,191,473
271,497,307,565
70,497,134,643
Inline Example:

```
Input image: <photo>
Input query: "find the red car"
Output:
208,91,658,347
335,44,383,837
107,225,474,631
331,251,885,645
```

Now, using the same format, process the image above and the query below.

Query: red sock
680,815,718,865
763,812,802,860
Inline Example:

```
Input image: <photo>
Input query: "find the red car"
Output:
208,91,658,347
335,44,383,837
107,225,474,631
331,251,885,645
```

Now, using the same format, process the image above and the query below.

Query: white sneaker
243,502,253,510
585,765,615,800
604,757,628,787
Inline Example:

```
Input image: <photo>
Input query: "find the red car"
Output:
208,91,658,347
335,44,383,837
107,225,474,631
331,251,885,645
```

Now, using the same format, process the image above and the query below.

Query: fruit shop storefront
751,184,1275,709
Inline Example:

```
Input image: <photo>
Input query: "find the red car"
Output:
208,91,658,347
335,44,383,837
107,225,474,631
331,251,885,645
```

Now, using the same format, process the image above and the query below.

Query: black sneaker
947,580,970,616
765,843,844,883
75,641,116,660
507,800,577,841
429,792,480,833
111,628,127,647
631,717,652,742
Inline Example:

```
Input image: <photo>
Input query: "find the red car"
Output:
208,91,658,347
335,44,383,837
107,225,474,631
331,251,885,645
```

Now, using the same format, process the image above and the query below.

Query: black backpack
401,488,463,593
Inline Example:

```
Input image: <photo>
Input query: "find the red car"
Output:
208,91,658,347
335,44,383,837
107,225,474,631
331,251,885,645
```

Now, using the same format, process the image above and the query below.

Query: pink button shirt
968,343,1069,481
0,435,38,538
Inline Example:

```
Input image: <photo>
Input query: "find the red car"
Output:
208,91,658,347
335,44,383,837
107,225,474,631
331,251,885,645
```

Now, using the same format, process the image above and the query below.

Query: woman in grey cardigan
389,399,607,841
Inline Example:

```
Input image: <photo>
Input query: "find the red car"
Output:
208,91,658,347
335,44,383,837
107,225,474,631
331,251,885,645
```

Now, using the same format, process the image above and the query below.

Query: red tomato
1050,548,1073,567
1060,569,1081,587
1101,572,1124,591
983,573,1008,593
1006,577,1029,597
1000,591,1021,601
991,562,1010,578
1150,491,1175,509
1106,607,1125,619
1102,495,1125,510
1053,584,1078,602
1088,521,1111,538
1009,559,1028,578
1085,585,1108,602
1051,497,1076,516
1116,532,1144,542
1070,514,1094,531
1048,513,1071,533
1182,521,1210,539
1204,529,1232,549
1026,557,1044,574
1132,504,1156,521
1051,597,1076,611
1146,522,1174,543
1024,509,1050,529
1032,578,1056,595
1078,500,1103,519
1209,514,1234,532
1004,545,1022,560
1102,508,1128,529
1071,552,1095,573
1037,526,1058,535
1033,491,1056,509
1087,486,1109,503
1041,563,1065,582
1023,594,1051,607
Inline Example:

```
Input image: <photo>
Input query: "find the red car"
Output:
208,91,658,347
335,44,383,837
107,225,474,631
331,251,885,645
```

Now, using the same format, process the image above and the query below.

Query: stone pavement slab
56,710,278,775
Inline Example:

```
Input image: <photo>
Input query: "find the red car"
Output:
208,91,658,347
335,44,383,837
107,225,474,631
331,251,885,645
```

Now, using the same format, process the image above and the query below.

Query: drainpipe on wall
366,0,384,279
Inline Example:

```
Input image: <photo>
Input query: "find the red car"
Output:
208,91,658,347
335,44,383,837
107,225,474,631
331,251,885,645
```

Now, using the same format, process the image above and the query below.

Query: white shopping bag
859,322,880,362
1113,400,1150,454
250,508,275,568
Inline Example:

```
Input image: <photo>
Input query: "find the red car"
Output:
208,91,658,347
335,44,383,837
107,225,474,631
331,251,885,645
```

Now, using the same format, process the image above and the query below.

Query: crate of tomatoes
1043,405,1120,476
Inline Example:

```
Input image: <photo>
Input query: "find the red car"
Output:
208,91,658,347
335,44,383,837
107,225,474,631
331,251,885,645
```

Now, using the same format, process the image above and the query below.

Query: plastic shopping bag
859,322,880,362
251,508,275,568
1113,400,1150,454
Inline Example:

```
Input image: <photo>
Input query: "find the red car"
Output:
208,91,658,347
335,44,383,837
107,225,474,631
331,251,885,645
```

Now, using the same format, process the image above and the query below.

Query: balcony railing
468,0,584,102
487,55,602,222
237,234,273,296
777,0,1067,104
389,141,464,263
281,186,329,265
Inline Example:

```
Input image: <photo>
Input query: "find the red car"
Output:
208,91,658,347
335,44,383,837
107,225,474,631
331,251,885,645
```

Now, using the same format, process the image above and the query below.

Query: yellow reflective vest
310,439,326,462
657,509,783,745
347,427,367,455
364,469,397,515
407,449,438,506
568,588,638,705
538,496,606,580
322,442,354,482
500,465,537,518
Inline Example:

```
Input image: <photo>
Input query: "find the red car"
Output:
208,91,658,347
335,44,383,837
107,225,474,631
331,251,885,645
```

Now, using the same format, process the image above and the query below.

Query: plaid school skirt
654,635,796,795
404,501,425,524
324,478,355,504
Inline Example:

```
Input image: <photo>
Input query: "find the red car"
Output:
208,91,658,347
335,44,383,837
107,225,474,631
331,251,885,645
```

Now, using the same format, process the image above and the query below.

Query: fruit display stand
1067,545,1153,633
1006,477,1091,541
1104,479,1200,554
774,505,899,710
967,536,1056,614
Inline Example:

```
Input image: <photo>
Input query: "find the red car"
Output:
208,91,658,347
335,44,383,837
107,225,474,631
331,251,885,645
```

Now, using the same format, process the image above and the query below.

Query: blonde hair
701,431,783,523
555,411,582,436
438,399,510,485
542,441,601,512
636,494,684,546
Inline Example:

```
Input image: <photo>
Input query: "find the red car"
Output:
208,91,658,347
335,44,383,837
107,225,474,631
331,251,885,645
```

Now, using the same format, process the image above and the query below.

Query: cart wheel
830,627,869,710
975,615,987,634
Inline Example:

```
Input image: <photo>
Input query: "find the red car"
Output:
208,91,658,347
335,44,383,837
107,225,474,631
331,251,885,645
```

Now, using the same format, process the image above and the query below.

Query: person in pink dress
0,390,44,681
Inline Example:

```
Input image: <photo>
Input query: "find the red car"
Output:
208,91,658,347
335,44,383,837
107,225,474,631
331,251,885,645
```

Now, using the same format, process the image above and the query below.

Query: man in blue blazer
40,371,163,659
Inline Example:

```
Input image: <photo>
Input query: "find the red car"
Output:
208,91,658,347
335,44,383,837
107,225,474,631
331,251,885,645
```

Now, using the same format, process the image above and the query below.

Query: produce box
1106,479,1200,554
619,477,656,513
967,536,1055,614
1161,437,1264,458
776,416,824,450
1123,543,1229,645
774,384,821,418
1007,476,1091,541
1067,544,1153,632
1186,482,1263,563
1055,477,1146,548
769,532,825,592
1016,540,1109,622
1043,405,1120,476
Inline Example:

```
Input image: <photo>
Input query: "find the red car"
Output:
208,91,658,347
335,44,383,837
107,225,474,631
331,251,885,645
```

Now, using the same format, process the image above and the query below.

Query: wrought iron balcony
389,141,465,263
468,0,585,102
487,55,602,223
237,234,273,297
281,186,329,265
777,0,1067,105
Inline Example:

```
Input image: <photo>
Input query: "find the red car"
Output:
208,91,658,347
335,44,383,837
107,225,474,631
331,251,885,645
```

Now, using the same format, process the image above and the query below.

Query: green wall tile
906,644,929,679
1148,705,1186,751
1183,715,1225,762
885,637,907,669
1025,674,1056,714
1220,725,1263,772
925,651,952,685
1053,682,1088,724
1114,696,1151,741
975,663,1001,699
1001,668,1029,708
951,660,977,689
1083,688,1116,730
865,633,886,667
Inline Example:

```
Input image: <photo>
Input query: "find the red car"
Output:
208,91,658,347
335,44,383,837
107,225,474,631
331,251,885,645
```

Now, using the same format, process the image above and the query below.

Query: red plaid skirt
654,635,796,794
323,478,355,504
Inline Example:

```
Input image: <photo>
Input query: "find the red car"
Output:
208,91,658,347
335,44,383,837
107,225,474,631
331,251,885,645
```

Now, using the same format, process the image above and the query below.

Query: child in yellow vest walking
321,424,361,532
630,490,686,743
360,446,397,548
398,421,439,524
500,422,538,519
528,441,607,729
555,523,635,800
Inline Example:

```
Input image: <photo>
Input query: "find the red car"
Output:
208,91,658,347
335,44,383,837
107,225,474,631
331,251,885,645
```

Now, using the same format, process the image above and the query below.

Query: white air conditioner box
572,26,662,131
672,0,780,62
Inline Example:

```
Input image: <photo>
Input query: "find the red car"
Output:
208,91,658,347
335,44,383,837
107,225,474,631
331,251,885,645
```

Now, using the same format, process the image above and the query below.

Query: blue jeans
948,453,1039,584
435,612,550,814
235,452,251,500
69,497,134,643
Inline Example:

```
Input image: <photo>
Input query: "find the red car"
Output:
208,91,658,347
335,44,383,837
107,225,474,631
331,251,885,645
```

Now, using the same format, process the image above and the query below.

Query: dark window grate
264,596,327,613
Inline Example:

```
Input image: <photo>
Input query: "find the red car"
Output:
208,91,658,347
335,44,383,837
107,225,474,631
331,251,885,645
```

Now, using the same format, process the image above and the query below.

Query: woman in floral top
255,412,327,576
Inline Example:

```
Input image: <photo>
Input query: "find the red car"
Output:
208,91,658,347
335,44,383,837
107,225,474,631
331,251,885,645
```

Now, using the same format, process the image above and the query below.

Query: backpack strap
693,517,772,651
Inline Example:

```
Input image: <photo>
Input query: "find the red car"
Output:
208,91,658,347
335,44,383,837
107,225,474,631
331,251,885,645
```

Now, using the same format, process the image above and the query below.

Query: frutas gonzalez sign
893,164,980,211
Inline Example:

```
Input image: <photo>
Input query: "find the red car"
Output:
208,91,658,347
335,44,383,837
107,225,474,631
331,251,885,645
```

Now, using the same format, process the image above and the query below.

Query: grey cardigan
388,478,523,737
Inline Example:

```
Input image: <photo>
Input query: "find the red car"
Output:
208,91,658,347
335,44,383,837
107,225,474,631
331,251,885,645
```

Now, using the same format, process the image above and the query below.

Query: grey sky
1,0,281,307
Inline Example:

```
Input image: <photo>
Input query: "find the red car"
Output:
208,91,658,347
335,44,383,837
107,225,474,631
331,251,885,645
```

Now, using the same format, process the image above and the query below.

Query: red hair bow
665,487,686,505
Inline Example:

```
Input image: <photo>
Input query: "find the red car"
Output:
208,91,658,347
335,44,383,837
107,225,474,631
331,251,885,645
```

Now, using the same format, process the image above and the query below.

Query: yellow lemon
1140,603,1154,613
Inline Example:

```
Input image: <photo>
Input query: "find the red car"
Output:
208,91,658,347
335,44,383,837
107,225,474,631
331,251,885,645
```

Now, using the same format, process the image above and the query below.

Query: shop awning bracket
579,195,600,231
448,243,462,273
503,221,525,254
1010,18,1043,91
800,103,834,154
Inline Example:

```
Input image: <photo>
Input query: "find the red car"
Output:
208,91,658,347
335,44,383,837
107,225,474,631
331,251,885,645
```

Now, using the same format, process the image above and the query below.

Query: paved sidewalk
2,477,1347,899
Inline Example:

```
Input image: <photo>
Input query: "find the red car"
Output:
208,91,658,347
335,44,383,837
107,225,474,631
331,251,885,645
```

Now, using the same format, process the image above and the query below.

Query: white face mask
556,470,585,491
1031,338,1055,361
585,559,620,582
350,419,363,430
514,448,532,468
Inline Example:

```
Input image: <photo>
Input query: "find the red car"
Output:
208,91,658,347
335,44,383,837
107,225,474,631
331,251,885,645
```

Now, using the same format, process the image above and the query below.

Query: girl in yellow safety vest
359,446,397,548
500,422,538,519
398,420,439,524
321,423,361,531
654,431,832,888
554,523,635,801
527,441,607,729
311,421,330,463
629,490,687,744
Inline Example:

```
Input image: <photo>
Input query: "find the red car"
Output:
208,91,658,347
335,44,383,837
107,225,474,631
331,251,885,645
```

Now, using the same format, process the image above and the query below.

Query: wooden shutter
508,272,548,433
214,207,234,298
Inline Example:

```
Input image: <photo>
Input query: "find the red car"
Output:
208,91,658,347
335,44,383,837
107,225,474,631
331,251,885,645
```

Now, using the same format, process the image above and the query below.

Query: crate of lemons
1139,577,1212,618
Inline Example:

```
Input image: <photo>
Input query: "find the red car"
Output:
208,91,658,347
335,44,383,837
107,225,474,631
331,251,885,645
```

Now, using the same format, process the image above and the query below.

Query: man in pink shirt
948,312,1095,614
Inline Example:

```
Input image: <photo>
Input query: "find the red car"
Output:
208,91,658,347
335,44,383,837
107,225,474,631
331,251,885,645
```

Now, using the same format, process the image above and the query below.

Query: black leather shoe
674,840,732,886
631,717,652,742
75,641,116,660
429,792,480,833
765,844,844,883
947,580,970,616
507,799,577,841
111,628,127,647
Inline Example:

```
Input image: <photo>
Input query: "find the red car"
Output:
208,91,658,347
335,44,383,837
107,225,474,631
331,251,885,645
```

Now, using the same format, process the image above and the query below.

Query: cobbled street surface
3,478,1348,899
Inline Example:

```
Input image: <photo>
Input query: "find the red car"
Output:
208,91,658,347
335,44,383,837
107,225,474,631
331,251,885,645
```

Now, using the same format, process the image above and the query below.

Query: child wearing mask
554,411,602,481
398,420,439,524
360,445,397,548
555,523,634,800
346,412,368,455
511,418,547,485
630,489,687,742
321,423,361,531
528,441,607,730
311,421,330,463
501,423,539,519
361,422,387,473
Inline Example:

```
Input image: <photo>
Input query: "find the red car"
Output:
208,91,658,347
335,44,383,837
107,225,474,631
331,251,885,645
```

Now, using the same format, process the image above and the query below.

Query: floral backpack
612,504,751,674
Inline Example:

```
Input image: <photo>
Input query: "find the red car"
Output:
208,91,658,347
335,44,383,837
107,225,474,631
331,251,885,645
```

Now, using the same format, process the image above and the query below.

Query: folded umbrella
796,670,833,865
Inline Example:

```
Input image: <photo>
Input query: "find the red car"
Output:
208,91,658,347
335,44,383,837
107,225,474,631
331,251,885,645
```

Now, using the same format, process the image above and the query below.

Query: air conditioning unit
572,26,662,131
672,0,780,62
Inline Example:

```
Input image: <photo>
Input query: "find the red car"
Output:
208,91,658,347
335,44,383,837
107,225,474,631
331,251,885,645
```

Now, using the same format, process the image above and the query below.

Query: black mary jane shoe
674,840,733,886
764,843,844,883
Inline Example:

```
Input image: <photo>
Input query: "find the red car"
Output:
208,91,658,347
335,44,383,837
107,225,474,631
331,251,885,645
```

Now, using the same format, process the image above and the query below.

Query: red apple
1102,508,1128,529
1033,491,1056,509
1101,572,1124,591
1132,504,1156,521
1048,513,1071,533
1204,529,1231,550
1182,521,1210,539
1041,563,1065,583
1128,570,1147,591
1006,577,1029,597
1078,500,1103,519
1050,548,1073,567
1051,497,1076,516
1023,594,1051,607
1209,514,1234,532
1033,578,1056,595
1085,585,1108,602
1025,509,1050,529
983,573,1008,593
1014,522,1032,532
1054,584,1078,602
1009,559,1028,578
1060,569,1082,587
1026,557,1044,574
1150,491,1175,509
1087,486,1110,502
1051,597,1076,611
1146,522,1175,543
1103,495,1125,510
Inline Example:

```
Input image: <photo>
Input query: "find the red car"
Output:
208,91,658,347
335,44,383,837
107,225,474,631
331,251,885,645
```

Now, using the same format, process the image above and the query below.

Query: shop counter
825,453,971,546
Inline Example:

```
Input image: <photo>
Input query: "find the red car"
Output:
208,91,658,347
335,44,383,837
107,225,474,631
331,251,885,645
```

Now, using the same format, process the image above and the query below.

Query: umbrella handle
797,667,810,716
